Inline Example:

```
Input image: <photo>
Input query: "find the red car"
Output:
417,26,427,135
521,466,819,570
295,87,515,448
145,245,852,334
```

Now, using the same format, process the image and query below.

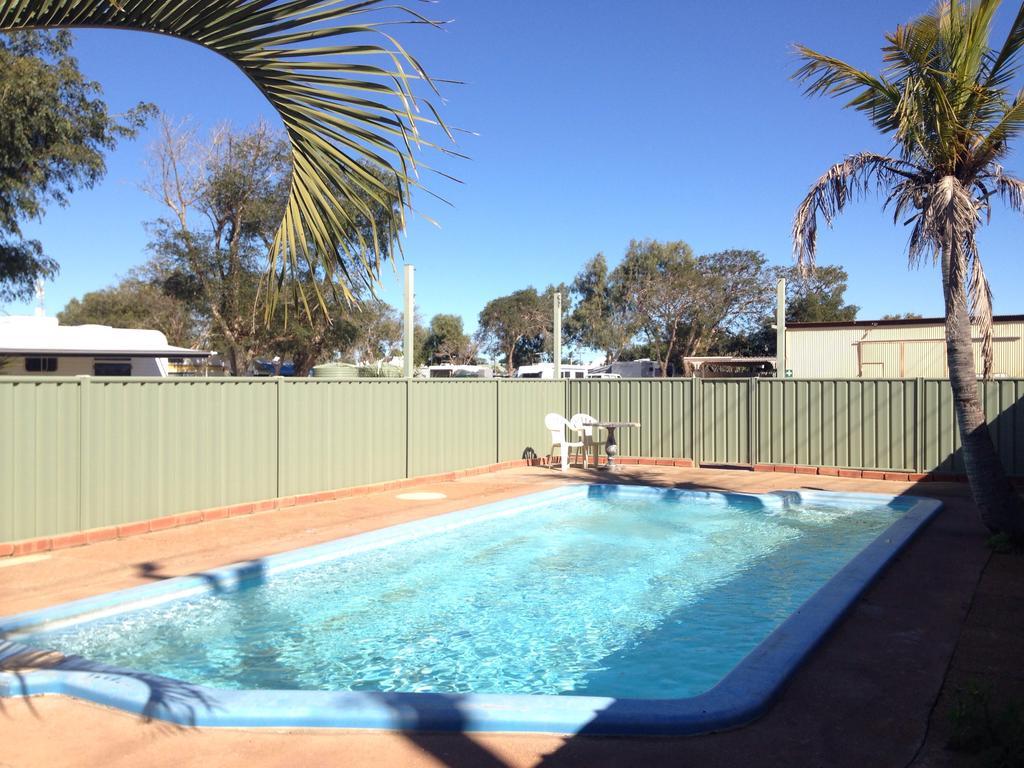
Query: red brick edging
11,456,1005,560
750,463,983,484
0,456,698,559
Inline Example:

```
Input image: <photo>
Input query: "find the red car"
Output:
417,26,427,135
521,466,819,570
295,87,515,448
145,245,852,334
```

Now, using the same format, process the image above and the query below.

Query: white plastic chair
544,413,583,472
570,412,603,469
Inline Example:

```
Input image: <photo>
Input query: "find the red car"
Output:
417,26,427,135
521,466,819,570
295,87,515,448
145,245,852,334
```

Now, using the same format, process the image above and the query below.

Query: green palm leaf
0,0,457,317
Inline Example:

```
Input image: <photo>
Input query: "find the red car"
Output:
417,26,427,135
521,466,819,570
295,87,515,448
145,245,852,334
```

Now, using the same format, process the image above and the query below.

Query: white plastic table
596,421,640,471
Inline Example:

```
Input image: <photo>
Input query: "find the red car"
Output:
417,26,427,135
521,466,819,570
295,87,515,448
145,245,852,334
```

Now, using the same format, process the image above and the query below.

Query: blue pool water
17,486,917,700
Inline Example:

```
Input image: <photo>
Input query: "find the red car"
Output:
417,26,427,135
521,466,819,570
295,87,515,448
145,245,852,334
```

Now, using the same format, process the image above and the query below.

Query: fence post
275,376,283,499
748,377,757,467
915,377,924,474
78,375,90,533
405,379,412,479
495,379,501,464
691,376,701,468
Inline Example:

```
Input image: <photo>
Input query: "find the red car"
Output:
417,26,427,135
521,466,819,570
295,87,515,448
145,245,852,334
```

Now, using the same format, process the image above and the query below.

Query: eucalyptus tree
147,118,405,375
58,277,197,348
793,0,1024,535
613,239,697,378
0,30,152,301
476,289,549,376
146,119,293,374
422,314,476,365
606,242,772,377
782,265,859,324
567,254,639,364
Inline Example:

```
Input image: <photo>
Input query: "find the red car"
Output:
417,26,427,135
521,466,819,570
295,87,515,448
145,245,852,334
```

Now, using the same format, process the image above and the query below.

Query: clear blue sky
8,0,1024,331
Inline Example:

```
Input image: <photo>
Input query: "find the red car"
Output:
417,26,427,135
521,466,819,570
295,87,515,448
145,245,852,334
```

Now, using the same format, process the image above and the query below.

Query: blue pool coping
0,483,942,735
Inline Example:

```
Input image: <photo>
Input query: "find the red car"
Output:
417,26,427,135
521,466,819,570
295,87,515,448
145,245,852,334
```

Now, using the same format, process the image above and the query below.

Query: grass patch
948,682,1024,767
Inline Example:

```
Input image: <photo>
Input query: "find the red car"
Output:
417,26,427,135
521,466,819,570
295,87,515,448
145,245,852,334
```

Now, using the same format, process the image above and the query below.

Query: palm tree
792,0,1024,537
0,0,458,317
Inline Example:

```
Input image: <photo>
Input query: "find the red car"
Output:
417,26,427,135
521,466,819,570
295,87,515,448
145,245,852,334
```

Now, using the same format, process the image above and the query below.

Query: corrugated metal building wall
785,317,1024,379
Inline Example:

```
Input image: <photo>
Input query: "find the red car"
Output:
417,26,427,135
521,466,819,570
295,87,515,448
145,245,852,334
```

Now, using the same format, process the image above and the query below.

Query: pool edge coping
0,484,943,736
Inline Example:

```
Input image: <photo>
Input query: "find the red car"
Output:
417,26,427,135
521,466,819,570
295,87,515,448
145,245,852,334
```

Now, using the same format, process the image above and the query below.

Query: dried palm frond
792,152,910,270
967,239,994,376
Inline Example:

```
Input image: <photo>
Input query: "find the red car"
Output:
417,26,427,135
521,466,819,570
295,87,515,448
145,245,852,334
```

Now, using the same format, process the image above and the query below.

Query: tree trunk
941,242,1023,537
660,322,679,378
226,345,244,377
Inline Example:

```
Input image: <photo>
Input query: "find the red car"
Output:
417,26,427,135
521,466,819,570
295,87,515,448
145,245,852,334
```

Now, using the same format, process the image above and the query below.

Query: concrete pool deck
0,465,1013,767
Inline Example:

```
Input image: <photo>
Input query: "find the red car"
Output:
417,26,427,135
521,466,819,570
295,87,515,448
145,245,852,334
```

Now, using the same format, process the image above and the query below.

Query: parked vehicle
588,359,667,378
422,364,493,379
514,363,592,380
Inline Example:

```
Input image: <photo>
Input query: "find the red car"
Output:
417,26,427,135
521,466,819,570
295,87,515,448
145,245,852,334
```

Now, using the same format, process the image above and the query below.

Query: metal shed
784,315,1024,378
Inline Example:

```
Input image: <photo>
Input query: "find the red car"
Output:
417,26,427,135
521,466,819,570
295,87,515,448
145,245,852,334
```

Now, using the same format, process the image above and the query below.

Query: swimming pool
0,483,940,734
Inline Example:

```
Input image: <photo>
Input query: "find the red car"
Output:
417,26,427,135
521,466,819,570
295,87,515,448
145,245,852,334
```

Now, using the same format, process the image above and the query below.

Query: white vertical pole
404,264,415,379
776,277,786,379
553,292,562,381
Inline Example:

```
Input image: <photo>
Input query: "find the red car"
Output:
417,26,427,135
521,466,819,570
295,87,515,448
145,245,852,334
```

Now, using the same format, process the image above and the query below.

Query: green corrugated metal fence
700,379,751,465
497,380,566,462
408,380,500,477
0,377,566,541
1,379,80,541
278,379,406,496
566,377,1024,475
80,378,279,530
755,379,919,471
3,376,1023,541
566,379,695,460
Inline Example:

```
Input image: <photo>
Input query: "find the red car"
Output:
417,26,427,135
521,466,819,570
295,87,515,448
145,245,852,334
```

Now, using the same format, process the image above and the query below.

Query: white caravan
514,363,592,380
0,315,212,377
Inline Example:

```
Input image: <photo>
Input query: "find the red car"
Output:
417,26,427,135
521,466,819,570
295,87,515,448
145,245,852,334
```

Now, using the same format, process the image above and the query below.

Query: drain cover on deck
395,491,447,501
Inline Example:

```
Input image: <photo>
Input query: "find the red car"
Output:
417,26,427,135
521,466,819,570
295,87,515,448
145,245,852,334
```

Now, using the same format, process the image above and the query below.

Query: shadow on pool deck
0,467,1007,767
375,694,512,768
135,558,268,593
0,646,217,733
0,644,521,766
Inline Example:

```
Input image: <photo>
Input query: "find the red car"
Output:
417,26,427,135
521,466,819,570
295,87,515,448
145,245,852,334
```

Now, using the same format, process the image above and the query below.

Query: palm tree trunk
941,243,1023,537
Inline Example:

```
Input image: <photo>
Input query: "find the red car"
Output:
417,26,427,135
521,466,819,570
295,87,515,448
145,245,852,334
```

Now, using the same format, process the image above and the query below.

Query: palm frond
882,13,941,81
792,152,908,269
917,175,981,269
985,0,1024,88
992,166,1024,210
792,45,902,134
971,92,1024,169
0,0,456,318
967,239,994,377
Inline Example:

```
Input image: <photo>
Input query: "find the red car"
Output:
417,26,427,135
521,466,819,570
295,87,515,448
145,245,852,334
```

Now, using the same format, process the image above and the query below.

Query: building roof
788,314,1024,330
683,356,777,363
0,315,212,358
